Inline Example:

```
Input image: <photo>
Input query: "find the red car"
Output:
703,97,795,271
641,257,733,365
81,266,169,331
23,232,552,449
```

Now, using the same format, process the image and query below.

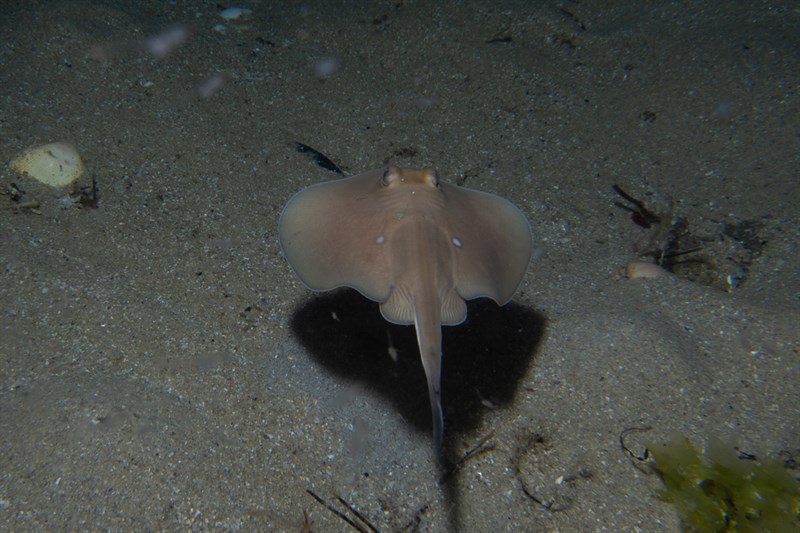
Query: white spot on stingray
376,235,385,244
452,237,462,247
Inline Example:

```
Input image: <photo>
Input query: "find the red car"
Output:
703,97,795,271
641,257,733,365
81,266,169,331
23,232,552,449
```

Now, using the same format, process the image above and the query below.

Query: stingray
278,166,532,449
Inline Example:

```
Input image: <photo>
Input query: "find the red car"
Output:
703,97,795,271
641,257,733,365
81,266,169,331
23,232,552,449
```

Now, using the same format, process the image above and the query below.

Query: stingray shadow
288,289,545,447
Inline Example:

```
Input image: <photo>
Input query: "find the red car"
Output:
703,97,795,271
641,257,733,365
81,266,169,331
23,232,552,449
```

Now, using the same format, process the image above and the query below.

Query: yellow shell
10,142,85,187
625,261,668,279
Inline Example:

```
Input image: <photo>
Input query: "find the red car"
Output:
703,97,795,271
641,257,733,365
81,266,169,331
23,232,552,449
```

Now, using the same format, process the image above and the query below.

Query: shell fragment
10,142,85,187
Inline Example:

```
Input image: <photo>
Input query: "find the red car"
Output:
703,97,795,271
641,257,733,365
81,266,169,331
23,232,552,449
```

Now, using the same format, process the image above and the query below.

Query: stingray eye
381,166,400,187
380,169,392,187
429,170,441,189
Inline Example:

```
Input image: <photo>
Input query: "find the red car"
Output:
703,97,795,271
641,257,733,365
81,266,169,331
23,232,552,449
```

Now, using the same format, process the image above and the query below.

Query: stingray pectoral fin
277,169,393,301
442,182,533,304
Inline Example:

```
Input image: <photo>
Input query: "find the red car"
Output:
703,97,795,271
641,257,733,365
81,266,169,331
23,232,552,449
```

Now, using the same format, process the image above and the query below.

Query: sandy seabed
1,1,798,531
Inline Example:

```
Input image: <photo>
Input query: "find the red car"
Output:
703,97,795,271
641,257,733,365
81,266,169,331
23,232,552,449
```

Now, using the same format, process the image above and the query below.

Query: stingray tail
413,301,445,450
431,383,444,450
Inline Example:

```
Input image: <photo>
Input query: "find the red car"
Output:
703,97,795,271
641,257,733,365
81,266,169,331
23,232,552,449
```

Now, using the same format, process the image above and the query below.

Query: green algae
647,434,799,532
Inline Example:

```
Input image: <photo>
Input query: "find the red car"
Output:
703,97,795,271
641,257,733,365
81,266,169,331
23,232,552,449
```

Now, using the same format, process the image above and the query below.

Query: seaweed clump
648,434,799,532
